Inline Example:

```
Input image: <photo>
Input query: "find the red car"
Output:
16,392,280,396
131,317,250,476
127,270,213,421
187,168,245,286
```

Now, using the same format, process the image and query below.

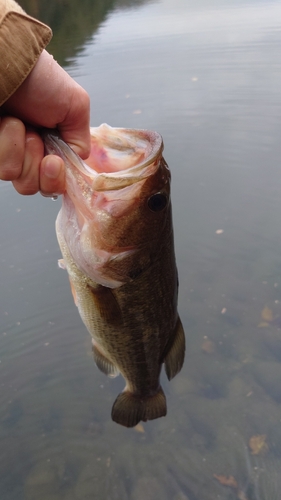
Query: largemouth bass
44,124,185,428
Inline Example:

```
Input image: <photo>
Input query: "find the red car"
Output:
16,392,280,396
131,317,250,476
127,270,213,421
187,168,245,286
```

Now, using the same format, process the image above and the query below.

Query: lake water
1,0,281,498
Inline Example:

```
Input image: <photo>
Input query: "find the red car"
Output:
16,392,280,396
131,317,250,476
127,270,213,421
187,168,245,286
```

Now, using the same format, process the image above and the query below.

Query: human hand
0,50,90,196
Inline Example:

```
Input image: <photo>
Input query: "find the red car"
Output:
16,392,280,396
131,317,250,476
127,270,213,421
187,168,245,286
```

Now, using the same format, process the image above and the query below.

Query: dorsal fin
163,316,185,380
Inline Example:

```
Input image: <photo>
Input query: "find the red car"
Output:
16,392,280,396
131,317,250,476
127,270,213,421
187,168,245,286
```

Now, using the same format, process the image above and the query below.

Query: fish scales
44,124,185,427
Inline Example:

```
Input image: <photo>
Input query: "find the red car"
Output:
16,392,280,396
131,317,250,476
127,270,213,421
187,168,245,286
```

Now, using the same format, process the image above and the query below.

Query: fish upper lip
43,127,164,191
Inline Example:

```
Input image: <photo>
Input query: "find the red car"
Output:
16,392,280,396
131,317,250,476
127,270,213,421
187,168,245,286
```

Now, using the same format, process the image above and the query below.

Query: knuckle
75,87,90,116
81,88,90,108
12,178,38,195
0,118,25,181
0,163,22,181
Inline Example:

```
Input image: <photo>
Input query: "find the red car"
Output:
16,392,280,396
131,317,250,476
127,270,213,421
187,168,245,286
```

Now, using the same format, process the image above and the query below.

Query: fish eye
147,192,168,212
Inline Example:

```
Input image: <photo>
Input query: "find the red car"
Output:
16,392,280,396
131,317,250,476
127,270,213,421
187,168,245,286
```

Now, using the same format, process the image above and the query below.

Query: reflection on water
2,0,281,498
19,0,151,66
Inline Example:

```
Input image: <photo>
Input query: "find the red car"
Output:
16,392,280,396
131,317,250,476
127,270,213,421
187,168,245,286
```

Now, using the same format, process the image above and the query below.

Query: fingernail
44,156,62,179
71,143,90,160
70,144,83,157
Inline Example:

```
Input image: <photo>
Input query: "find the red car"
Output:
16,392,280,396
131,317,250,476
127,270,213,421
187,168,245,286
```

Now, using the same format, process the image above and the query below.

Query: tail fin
111,387,167,427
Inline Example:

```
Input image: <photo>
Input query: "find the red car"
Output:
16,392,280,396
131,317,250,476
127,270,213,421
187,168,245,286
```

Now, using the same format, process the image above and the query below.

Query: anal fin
111,386,167,428
92,342,119,379
164,316,185,380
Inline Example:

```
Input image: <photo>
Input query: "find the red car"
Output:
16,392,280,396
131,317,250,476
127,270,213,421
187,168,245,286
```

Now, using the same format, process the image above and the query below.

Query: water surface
1,0,281,498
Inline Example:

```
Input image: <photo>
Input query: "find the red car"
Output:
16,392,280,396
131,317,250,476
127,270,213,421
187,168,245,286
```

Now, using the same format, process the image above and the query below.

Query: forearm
0,0,52,106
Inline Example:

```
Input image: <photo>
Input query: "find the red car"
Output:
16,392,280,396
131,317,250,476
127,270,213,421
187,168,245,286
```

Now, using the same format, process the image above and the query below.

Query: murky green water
1,0,281,498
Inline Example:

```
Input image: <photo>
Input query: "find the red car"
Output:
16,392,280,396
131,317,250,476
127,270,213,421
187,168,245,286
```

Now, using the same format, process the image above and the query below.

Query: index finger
57,84,91,160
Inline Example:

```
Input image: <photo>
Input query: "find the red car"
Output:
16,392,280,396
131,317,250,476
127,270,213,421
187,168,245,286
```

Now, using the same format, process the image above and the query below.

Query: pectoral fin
87,284,122,326
92,342,119,378
58,259,66,270
163,316,185,380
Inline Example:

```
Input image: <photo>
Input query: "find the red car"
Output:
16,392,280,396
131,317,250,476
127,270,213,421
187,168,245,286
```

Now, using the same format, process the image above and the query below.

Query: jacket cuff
0,12,52,106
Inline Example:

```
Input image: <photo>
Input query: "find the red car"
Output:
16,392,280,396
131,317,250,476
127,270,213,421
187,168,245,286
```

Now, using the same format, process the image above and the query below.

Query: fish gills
111,387,167,428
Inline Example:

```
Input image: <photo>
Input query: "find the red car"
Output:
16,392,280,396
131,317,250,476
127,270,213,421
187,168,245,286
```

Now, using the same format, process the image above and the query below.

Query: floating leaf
213,474,238,489
261,306,273,322
201,339,215,354
134,423,145,433
237,490,249,500
249,434,268,455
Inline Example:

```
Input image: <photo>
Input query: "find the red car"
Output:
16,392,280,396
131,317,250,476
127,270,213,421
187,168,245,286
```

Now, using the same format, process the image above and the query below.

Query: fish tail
111,386,167,428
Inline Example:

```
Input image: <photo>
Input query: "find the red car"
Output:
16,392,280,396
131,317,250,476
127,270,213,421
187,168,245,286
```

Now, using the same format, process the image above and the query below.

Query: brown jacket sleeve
0,0,52,106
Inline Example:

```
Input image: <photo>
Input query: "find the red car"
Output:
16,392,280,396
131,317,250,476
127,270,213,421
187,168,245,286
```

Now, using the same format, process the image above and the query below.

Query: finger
58,84,91,160
2,51,91,160
12,131,44,195
0,117,25,181
40,155,65,196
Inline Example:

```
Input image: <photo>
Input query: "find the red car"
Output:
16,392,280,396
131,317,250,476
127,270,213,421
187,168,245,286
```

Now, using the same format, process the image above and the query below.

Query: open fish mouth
44,124,164,191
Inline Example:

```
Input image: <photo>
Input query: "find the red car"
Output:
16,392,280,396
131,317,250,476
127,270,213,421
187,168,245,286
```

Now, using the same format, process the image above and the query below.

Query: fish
44,124,185,427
